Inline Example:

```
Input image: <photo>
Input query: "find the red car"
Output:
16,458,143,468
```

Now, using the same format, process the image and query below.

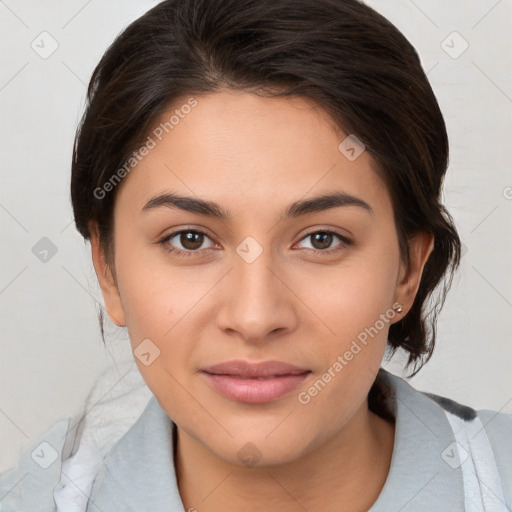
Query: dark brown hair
70,0,461,376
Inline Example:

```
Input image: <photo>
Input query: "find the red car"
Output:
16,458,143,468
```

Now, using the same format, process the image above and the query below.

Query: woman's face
92,90,432,466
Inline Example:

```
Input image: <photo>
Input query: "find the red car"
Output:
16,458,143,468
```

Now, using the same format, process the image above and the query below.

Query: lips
201,360,311,403
202,360,310,378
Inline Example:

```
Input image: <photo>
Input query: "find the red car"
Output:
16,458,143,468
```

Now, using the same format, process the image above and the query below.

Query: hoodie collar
368,369,464,510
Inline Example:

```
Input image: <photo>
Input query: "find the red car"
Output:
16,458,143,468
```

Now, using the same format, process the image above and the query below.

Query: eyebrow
141,191,374,219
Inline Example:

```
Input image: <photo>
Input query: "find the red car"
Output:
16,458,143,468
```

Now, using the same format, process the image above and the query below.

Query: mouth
200,360,312,404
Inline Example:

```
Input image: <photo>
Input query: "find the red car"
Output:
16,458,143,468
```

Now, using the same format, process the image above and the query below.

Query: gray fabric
85,396,182,511
476,409,512,507
369,372,466,511
0,415,77,512
1,368,511,511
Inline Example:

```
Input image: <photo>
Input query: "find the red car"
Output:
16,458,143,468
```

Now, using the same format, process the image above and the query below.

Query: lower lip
201,372,310,404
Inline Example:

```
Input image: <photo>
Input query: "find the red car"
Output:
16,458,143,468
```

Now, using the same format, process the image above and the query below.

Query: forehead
114,90,392,220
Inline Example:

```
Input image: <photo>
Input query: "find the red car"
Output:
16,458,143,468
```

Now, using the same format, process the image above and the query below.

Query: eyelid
294,223,352,241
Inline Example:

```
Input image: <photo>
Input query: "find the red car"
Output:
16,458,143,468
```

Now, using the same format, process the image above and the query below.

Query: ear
394,230,434,317
89,222,126,327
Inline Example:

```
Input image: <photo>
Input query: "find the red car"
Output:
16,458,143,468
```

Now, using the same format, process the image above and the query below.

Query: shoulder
423,388,512,507
372,369,512,508
422,388,512,448
0,361,150,511
0,413,78,512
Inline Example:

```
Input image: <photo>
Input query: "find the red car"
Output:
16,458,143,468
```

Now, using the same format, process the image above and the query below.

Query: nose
215,245,298,345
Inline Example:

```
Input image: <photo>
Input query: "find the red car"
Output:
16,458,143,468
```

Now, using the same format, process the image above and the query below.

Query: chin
198,427,314,469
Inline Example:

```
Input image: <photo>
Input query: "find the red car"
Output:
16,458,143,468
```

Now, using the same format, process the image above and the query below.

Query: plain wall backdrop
1,0,511,471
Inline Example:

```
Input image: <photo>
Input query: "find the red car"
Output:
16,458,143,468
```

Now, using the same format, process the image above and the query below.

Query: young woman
1,0,510,511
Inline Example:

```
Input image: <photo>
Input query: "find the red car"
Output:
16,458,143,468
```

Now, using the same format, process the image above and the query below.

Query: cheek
114,232,185,332
293,262,396,423
115,257,199,409
113,243,209,380
111,240,178,363
119,275,172,343
295,252,398,342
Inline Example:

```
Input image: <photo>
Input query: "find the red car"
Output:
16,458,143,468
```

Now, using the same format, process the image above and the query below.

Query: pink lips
201,360,311,404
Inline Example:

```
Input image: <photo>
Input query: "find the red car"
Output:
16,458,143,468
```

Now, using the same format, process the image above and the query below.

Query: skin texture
90,90,434,511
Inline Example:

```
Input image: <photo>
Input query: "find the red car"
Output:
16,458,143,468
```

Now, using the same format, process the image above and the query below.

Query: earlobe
89,222,126,327
394,231,434,316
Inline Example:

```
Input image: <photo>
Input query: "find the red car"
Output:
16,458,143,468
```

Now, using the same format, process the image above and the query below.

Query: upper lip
201,360,310,378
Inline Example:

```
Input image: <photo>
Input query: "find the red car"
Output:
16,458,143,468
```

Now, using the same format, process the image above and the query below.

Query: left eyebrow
141,191,374,219
284,191,374,218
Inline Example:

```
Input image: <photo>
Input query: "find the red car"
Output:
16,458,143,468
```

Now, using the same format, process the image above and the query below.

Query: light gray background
1,0,511,471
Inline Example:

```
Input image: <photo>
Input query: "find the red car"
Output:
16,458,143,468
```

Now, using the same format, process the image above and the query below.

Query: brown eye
310,232,334,250
179,231,205,250
159,229,215,257
297,230,352,254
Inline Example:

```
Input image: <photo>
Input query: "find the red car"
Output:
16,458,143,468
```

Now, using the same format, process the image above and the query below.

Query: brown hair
70,0,461,376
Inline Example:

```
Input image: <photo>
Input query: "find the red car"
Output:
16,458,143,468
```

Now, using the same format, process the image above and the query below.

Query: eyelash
157,228,352,258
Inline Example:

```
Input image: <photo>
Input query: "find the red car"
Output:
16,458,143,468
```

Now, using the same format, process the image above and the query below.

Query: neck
175,402,395,512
